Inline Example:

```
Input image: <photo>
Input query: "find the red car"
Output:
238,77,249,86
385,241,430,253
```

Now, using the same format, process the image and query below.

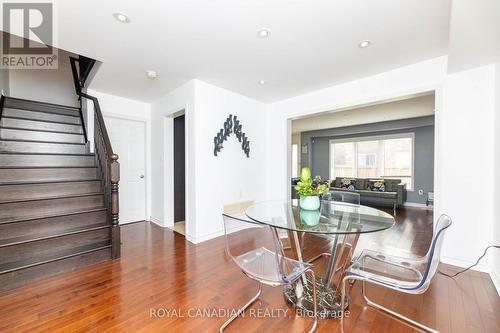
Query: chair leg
305,269,318,333
340,276,348,333
219,283,262,332
361,281,439,333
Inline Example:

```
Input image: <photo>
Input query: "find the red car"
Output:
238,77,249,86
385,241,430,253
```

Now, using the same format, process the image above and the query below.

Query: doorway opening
290,92,436,213
173,114,186,235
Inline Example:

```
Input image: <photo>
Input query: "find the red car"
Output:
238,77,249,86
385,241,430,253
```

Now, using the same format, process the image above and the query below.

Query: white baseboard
440,255,490,273
491,270,500,297
186,229,224,244
403,202,431,209
150,217,163,227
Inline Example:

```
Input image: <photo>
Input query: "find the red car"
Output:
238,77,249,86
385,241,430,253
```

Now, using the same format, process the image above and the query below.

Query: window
292,144,299,178
330,134,414,189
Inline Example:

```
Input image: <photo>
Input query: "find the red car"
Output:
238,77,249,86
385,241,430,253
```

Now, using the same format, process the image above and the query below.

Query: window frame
329,132,415,191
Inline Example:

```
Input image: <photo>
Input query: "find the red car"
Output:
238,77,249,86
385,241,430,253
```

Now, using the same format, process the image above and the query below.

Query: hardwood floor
0,208,499,332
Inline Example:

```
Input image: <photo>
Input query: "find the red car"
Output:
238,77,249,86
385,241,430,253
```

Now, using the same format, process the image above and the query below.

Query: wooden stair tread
4,96,80,112
0,126,84,135
0,178,99,186
0,241,111,274
0,152,94,156
0,138,86,145
0,192,103,204
1,115,81,126
0,223,109,248
2,106,80,118
0,166,97,169
0,207,107,225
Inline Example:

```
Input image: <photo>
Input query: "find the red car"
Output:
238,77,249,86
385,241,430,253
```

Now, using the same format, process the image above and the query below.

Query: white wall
87,89,152,220
192,80,268,243
0,69,9,96
8,49,79,107
447,0,500,73
0,33,9,95
438,65,496,270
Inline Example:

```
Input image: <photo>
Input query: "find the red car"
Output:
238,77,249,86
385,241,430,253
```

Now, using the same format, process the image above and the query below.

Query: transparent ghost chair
221,214,318,332
340,214,452,333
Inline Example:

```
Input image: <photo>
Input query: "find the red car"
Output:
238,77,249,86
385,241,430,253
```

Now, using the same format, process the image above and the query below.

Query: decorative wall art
213,114,250,157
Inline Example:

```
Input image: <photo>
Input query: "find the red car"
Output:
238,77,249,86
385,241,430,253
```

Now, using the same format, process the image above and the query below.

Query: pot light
358,40,371,48
259,80,266,85
113,12,130,23
146,70,158,79
257,28,271,38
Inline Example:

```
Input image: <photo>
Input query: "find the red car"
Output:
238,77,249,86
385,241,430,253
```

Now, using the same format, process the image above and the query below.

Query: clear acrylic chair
306,191,361,263
221,214,318,332
322,191,361,205
340,214,452,333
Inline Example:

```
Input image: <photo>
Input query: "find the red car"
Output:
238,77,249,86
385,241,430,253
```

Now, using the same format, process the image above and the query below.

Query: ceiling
49,1,450,102
292,94,435,134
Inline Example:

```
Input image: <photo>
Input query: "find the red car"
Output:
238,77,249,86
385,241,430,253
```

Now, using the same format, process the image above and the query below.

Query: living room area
292,93,435,212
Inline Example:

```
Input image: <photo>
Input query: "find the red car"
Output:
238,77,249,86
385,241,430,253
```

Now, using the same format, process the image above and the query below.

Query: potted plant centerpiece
294,167,329,211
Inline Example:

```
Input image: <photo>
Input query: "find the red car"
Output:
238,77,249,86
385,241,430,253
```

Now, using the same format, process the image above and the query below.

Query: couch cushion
340,178,356,190
332,178,367,191
354,178,367,190
367,179,386,192
357,190,397,199
332,178,342,188
384,179,402,192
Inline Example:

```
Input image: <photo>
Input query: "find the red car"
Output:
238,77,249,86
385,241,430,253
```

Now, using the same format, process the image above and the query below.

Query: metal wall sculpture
213,114,250,157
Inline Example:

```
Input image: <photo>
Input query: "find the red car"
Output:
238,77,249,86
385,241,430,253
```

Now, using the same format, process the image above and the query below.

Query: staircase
0,93,120,291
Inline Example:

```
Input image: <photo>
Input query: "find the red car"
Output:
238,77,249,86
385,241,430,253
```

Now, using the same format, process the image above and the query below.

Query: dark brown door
173,114,185,222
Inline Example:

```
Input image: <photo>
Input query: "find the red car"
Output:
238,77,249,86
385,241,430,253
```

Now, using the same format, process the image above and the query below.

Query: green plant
295,167,329,197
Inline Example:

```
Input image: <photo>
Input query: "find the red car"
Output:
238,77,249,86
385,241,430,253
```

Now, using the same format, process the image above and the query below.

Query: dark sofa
330,177,407,209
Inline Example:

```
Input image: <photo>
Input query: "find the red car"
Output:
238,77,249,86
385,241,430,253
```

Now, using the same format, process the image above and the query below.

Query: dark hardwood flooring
0,208,499,332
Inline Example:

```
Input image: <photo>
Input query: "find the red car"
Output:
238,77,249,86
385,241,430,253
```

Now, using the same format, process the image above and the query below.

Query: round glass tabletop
245,199,395,235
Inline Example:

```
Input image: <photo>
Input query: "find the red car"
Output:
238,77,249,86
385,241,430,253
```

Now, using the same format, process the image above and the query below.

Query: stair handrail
69,56,120,259
0,93,5,123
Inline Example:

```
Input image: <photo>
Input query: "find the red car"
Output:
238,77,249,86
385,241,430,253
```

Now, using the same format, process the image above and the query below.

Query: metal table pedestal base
283,274,349,319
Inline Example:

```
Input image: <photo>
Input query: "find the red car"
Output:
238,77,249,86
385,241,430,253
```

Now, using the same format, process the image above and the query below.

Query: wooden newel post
110,153,121,259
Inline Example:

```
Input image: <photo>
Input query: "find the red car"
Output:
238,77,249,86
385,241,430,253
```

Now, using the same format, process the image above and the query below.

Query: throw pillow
368,179,385,192
340,178,356,191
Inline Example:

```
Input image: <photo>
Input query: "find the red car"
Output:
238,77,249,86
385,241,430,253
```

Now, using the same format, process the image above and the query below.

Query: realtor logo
1,1,57,69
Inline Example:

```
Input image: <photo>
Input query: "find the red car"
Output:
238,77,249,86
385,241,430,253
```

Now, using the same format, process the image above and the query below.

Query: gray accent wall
300,116,434,204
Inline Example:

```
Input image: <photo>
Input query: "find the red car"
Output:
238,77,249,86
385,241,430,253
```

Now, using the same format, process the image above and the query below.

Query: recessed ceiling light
113,12,130,23
358,40,371,48
146,70,158,79
259,80,266,85
257,28,271,38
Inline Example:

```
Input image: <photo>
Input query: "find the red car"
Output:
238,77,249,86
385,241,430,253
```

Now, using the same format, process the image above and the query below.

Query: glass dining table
244,199,395,318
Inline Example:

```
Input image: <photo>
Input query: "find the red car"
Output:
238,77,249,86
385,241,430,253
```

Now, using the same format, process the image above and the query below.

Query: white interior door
104,116,146,224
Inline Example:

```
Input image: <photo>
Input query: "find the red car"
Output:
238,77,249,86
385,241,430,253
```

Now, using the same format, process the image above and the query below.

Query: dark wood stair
0,96,115,291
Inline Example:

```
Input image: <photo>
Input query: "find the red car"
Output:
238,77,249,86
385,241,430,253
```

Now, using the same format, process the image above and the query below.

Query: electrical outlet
418,189,424,195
